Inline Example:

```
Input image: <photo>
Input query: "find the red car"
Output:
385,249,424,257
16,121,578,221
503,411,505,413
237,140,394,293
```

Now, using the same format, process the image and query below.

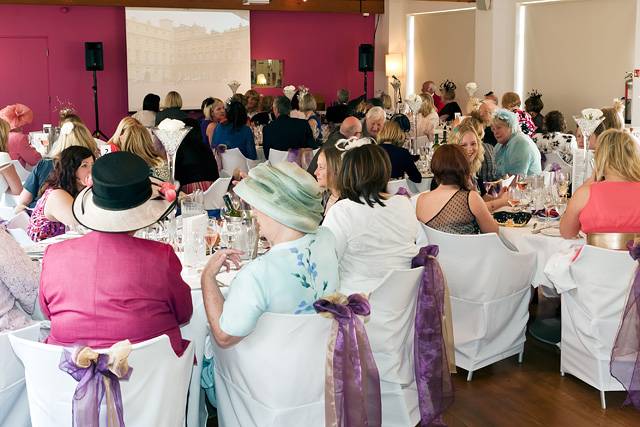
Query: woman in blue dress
210,101,257,160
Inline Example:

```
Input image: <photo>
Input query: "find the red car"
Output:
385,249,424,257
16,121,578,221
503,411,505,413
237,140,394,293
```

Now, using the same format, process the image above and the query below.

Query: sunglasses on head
493,211,532,227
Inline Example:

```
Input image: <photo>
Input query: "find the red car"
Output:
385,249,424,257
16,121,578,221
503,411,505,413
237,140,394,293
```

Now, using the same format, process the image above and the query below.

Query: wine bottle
223,194,242,217
434,134,439,147
442,130,447,143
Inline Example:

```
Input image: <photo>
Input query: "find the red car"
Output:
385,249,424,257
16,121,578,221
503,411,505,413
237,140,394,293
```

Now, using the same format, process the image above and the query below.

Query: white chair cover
211,313,332,427
9,334,194,427
0,206,15,221
180,295,210,427
424,226,536,377
552,245,636,406
202,177,232,211
410,195,428,248
571,148,593,195
543,151,571,174
387,179,409,195
220,148,249,177
0,322,41,427
267,149,289,165
367,268,424,427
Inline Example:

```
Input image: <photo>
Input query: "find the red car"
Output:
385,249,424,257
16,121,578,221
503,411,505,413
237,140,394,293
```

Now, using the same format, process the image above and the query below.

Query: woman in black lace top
416,144,499,235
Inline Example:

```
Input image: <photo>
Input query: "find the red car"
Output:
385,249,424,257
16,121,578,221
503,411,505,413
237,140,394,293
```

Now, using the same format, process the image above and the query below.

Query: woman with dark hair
27,146,95,241
416,144,498,235
438,80,462,122
322,139,418,295
532,110,577,164
211,101,257,160
314,144,342,216
524,90,544,132
132,93,161,128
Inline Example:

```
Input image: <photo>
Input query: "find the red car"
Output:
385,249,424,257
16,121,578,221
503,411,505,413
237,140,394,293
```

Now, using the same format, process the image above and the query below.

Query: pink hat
0,104,34,130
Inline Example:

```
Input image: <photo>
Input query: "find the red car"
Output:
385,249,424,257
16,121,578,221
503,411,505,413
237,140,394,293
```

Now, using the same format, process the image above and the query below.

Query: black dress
175,118,219,187
439,102,462,122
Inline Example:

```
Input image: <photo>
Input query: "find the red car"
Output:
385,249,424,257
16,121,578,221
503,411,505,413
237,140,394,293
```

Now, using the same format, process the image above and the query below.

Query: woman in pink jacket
39,151,192,355
0,104,41,169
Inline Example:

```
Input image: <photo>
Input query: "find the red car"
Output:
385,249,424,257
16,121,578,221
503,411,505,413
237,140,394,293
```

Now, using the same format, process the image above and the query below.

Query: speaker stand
363,70,368,100
91,69,107,140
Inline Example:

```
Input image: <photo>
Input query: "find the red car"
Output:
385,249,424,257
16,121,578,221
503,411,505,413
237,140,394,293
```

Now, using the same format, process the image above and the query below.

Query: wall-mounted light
256,73,267,85
385,53,403,78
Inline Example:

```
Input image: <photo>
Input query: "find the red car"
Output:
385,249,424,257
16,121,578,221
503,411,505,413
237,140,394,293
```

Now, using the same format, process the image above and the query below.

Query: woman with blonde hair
560,129,640,243
107,116,140,152
417,94,439,142
16,120,99,212
155,90,188,125
0,118,23,196
244,90,260,117
119,124,170,181
205,98,226,144
377,121,421,184
300,93,322,141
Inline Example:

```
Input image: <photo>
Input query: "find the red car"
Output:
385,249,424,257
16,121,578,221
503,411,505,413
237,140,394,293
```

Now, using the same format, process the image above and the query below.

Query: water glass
183,230,206,268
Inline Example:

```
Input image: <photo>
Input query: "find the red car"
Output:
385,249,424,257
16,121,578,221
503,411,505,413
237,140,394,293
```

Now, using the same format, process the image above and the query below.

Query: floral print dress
532,132,578,164
26,187,66,242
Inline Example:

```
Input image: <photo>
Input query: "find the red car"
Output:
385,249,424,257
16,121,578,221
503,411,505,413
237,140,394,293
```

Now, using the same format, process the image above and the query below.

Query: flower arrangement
405,93,423,113
465,82,478,97
60,122,75,136
283,85,296,100
157,118,185,131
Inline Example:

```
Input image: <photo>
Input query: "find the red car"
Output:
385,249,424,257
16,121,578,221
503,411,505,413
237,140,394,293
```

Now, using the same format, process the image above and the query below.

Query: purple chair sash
610,240,640,410
314,293,382,427
412,245,455,426
395,187,411,198
59,346,133,427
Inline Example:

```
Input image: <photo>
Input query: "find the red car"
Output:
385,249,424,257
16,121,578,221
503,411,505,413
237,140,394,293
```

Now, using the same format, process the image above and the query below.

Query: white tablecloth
499,219,584,291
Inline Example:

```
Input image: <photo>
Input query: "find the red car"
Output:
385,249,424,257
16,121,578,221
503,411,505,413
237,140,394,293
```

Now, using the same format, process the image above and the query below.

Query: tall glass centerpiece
405,93,423,155
152,119,192,249
573,108,604,187
228,80,241,96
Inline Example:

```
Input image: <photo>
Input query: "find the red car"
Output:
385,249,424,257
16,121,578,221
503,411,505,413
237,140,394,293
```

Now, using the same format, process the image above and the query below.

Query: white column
632,0,640,126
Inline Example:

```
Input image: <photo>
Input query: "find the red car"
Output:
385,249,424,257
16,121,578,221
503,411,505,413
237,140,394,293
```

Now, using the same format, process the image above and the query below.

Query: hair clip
335,136,374,152
60,121,75,136
527,89,542,99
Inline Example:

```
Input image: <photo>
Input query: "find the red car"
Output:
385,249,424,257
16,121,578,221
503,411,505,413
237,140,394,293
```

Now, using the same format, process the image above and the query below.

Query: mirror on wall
251,59,284,88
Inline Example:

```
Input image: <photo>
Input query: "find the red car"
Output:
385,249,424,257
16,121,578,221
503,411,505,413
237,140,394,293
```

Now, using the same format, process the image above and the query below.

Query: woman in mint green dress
199,161,339,404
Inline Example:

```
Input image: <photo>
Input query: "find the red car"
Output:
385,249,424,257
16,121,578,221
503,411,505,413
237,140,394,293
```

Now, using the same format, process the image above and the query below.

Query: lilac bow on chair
412,245,455,426
314,293,382,427
610,239,640,411
287,148,314,169
59,340,133,427
395,187,411,198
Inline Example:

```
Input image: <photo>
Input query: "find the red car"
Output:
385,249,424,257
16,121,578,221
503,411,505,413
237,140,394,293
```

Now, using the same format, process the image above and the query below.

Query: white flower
465,82,478,96
283,85,296,100
157,118,185,131
405,93,423,113
581,108,603,121
60,122,74,136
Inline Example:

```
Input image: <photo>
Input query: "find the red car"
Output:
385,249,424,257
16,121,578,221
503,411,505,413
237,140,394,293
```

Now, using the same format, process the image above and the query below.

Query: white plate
540,227,562,237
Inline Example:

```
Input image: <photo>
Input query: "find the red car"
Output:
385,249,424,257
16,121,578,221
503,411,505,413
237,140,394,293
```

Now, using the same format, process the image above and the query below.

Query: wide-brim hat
234,161,323,233
0,104,33,130
73,151,176,233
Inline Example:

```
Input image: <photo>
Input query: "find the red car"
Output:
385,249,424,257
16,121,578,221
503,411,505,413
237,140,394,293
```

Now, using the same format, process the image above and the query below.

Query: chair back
220,148,249,176
9,334,194,427
7,211,30,231
268,149,289,165
202,177,232,210
0,322,41,427
367,268,424,384
12,161,30,181
423,226,536,370
0,206,14,221
543,151,571,174
568,245,636,356
387,179,409,195
211,313,332,427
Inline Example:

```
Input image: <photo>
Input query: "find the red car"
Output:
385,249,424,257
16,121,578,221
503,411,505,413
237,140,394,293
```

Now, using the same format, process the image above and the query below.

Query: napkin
182,213,208,266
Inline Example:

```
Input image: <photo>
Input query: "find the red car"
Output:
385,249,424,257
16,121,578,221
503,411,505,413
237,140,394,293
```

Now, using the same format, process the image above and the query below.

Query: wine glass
507,188,522,212
542,187,558,225
204,219,219,256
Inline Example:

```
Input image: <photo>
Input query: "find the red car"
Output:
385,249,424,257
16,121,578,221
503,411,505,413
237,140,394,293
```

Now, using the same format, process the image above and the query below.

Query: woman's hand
202,248,243,282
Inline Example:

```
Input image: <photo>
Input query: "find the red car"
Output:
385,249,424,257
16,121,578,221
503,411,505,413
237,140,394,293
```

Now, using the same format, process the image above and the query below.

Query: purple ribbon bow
59,350,132,427
610,240,640,410
314,294,382,427
411,245,455,426
286,148,301,163
395,187,411,198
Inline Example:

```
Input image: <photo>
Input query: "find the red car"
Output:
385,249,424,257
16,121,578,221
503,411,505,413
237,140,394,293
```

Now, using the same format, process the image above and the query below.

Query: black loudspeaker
358,44,374,72
85,42,104,71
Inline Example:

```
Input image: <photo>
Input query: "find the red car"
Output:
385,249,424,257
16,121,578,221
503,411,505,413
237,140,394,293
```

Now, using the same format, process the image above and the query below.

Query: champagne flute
507,187,521,211
204,219,219,256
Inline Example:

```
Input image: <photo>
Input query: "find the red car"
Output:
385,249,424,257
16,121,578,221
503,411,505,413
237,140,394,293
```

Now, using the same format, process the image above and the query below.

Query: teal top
494,132,542,177
219,226,339,337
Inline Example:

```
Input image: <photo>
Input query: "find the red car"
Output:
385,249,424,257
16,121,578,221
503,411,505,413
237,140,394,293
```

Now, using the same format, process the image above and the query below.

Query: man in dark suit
325,88,350,124
262,96,318,159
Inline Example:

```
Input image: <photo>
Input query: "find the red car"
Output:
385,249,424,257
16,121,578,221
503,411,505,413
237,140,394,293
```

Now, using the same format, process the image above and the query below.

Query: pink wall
250,11,376,107
0,5,128,136
0,7,376,137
